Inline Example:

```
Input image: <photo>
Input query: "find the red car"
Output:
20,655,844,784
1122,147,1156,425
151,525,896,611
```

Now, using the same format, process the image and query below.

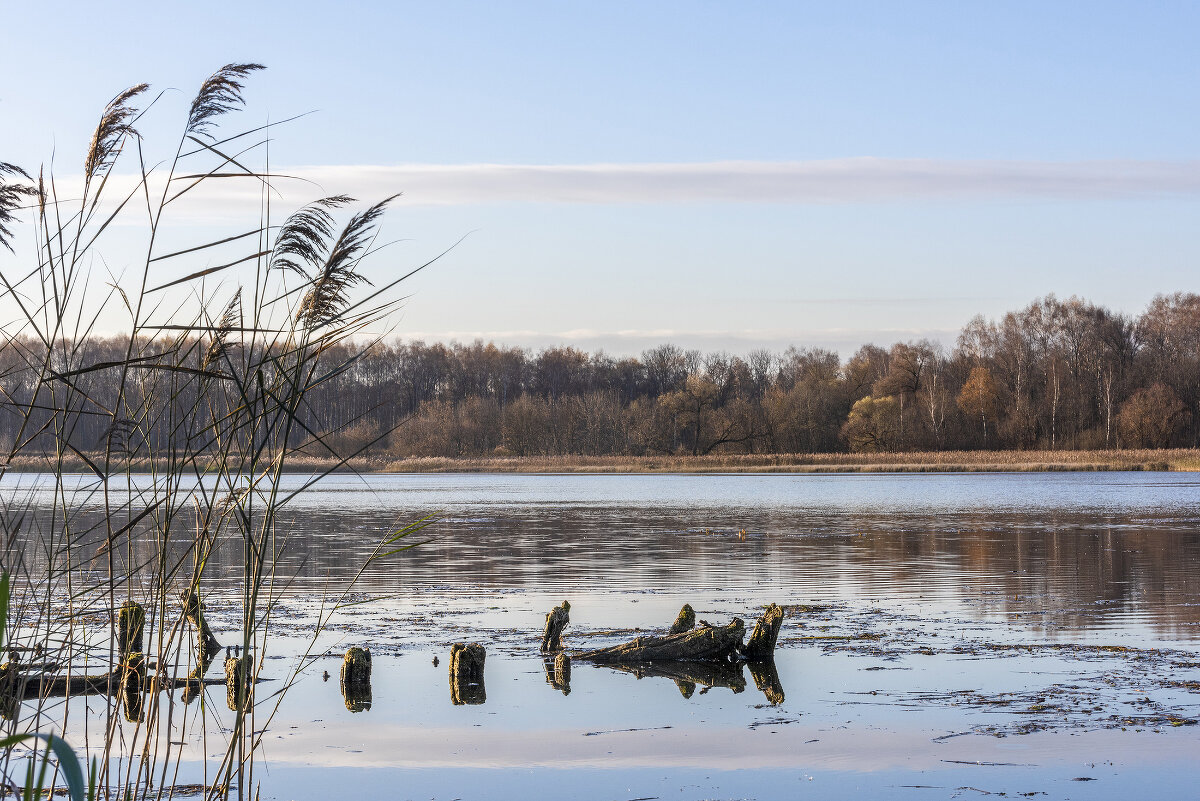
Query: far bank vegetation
2,293,1198,465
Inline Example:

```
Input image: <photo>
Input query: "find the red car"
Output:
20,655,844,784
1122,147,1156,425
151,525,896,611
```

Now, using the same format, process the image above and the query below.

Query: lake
7,471,1200,799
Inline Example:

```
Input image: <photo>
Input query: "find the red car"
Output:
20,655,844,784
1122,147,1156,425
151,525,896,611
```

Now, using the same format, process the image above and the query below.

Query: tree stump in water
742,604,783,661
182,589,222,658
540,601,570,653
118,601,145,659
575,619,745,663
341,647,372,712
668,604,696,634
225,655,251,711
449,643,486,705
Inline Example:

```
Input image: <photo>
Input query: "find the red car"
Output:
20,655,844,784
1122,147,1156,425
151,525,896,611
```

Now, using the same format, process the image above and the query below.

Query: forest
2,292,1197,460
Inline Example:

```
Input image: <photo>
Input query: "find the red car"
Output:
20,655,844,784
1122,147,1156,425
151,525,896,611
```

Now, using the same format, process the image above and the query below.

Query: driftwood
605,658,746,697
575,619,745,664
668,604,695,635
225,656,251,711
449,643,486,705
742,604,784,661
341,647,372,712
540,601,570,653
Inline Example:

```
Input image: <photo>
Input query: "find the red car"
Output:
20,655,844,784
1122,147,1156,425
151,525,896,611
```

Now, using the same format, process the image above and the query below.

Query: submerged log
742,604,784,661
118,601,145,659
449,643,486,705
604,658,746,695
540,601,570,653
575,619,745,664
341,647,372,712
746,658,785,705
182,589,222,657
668,604,696,635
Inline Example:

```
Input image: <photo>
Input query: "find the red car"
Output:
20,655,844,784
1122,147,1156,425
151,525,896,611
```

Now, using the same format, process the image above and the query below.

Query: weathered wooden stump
121,652,146,722
575,618,745,663
182,589,222,658
543,652,571,695
668,604,696,634
225,655,251,711
449,643,486,705
118,601,145,659
341,647,372,712
746,658,785,705
540,601,570,653
742,604,784,661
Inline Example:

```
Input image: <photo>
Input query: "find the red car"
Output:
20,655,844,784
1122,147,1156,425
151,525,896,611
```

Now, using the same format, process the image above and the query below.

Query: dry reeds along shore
11,448,1192,475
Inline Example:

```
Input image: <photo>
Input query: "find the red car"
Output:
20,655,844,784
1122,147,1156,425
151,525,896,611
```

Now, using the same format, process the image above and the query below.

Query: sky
2,1,1199,356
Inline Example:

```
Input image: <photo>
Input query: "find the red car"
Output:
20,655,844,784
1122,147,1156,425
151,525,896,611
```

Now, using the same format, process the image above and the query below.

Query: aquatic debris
668,604,696,635
118,600,145,659
540,601,570,653
743,603,783,661
449,643,486,705
225,656,251,711
340,647,372,712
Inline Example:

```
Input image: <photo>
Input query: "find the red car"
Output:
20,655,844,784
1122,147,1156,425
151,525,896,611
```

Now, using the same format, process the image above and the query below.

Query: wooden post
340,647,372,712
668,603,695,634
449,643,486,705
118,601,144,659
742,604,783,661
540,601,570,653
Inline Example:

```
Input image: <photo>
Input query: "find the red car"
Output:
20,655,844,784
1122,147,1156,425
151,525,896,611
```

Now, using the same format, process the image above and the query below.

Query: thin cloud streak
285,159,1200,205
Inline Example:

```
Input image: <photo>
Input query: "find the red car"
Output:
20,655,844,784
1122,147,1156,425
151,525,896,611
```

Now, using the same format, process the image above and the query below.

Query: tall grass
0,65,428,799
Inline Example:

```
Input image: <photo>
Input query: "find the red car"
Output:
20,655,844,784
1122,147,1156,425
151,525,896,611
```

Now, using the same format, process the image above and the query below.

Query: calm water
8,471,1200,799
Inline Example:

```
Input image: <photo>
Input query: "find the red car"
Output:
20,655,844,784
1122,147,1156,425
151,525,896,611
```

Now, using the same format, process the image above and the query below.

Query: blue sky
2,1,1199,354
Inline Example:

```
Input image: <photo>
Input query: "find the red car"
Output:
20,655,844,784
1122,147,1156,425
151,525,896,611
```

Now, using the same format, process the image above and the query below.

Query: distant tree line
3,292,1198,458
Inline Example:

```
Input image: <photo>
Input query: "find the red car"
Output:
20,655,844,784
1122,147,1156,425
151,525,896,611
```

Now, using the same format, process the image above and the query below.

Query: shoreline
5,448,1198,475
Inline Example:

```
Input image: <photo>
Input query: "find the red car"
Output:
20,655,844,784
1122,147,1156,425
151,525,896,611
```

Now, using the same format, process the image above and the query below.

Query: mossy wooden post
118,601,145,659
540,601,570,653
225,655,251,711
0,659,21,721
742,604,783,661
340,647,372,713
449,643,486,705
182,589,221,658
668,603,695,634
121,652,145,723
747,658,785,705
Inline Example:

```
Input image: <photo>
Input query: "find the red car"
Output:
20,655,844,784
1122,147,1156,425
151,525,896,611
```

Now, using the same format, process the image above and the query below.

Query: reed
0,65,426,799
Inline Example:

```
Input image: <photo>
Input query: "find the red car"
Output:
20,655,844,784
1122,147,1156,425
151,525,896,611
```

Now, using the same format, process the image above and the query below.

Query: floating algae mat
7,471,1200,799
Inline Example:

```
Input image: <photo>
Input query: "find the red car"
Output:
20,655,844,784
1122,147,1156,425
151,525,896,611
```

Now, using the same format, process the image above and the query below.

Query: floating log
540,601,570,653
341,647,372,712
449,643,486,705
742,604,783,661
118,601,145,659
225,656,251,711
575,619,745,664
604,658,746,695
746,658,784,705
543,652,571,695
668,604,696,635
181,589,222,657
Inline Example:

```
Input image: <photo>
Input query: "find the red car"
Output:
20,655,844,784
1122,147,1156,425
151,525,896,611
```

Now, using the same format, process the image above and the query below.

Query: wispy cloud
273,159,1200,206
